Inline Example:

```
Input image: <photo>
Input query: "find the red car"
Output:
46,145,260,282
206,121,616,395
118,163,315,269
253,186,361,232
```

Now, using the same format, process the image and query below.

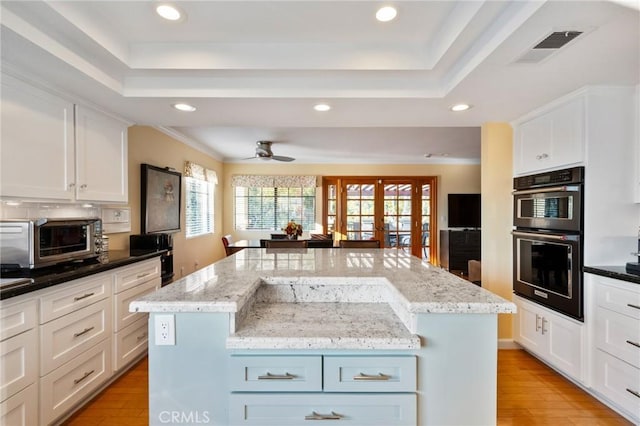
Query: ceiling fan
245,141,295,162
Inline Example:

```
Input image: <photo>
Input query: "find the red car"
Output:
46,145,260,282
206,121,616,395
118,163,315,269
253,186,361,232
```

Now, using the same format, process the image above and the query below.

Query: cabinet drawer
229,393,416,425
40,298,112,375
113,259,161,294
595,277,640,320
595,306,640,368
0,383,38,426
40,274,110,324
0,297,36,341
229,356,322,392
0,328,37,402
593,349,640,421
113,316,148,371
324,356,416,392
40,338,112,425
114,277,158,332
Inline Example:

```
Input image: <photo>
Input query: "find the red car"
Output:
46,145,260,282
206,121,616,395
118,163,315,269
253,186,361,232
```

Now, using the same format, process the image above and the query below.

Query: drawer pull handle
73,369,95,385
353,372,391,381
137,272,150,278
305,411,343,420
257,372,297,380
74,292,95,301
626,340,640,349
73,326,95,338
136,332,148,342
628,303,640,311
626,388,640,399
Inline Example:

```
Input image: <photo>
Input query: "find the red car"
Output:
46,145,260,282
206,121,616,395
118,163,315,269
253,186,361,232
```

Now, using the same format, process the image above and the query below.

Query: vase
286,234,297,240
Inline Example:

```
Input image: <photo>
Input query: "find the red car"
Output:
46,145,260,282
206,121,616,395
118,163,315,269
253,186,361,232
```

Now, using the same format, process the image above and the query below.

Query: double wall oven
512,167,584,321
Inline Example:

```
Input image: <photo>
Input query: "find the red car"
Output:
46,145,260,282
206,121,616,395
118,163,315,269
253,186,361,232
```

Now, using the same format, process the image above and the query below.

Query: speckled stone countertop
131,248,516,349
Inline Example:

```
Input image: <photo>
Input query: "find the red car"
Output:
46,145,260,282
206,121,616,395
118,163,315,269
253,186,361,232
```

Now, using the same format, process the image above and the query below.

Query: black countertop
584,265,640,285
0,249,166,300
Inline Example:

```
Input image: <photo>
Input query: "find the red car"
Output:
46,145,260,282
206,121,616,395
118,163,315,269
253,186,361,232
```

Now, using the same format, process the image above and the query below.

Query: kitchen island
131,248,516,426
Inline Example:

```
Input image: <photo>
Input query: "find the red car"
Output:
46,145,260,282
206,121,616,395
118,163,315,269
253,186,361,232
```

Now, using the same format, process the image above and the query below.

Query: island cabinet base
147,312,499,426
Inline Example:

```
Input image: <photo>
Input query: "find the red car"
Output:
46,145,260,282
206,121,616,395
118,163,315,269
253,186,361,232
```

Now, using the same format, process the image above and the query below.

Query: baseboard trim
498,339,522,350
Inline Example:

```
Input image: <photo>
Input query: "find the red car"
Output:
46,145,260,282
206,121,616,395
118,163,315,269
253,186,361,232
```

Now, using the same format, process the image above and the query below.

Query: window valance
231,175,317,188
184,161,218,184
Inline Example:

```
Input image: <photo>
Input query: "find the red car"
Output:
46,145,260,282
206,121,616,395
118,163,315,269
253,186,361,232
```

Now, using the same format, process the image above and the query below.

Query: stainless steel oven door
513,185,582,232
513,230,582,321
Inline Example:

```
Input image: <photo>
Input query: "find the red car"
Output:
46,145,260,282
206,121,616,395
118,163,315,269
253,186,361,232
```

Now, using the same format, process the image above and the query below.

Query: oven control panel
514,166,584,190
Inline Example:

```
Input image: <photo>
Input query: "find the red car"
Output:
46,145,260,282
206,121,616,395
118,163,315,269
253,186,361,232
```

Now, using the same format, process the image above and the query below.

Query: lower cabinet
40,338,112,423
513,295,585,382
113,316,149,371
229,355,417,425
230,393,416,425
0,383,38,426
587,273,640,422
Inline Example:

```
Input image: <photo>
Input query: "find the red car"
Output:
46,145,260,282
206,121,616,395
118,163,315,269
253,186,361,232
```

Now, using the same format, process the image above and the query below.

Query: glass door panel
420,183,431,260
382,183,413,250
345,183,375,240
326,182,337,235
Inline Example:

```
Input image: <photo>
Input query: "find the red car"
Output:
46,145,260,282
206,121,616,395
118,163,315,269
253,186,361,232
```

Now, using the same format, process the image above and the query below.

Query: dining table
227,238,336,254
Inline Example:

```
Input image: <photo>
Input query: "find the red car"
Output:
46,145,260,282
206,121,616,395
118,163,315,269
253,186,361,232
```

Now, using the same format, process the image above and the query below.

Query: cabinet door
0,74,75,200
514,115,552,175
514,296,547,355
545,310,584,381
549,97,584,169
74,105,128,202
0,383,38,426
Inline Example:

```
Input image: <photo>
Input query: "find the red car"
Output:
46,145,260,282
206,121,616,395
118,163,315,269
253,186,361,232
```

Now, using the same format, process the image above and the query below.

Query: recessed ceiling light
314,103,331,112
172,103,196,112
5,200,21,206
376,6,397,22
450,104,471,112
156,4,183,21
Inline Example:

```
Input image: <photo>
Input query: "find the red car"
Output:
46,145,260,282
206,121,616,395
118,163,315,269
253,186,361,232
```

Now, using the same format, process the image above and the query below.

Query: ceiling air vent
515,30,584,64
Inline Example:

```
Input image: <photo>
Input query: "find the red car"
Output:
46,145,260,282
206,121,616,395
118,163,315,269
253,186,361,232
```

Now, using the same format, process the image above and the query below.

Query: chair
222,234,233,256
307,239,334,248
339,239,380,248
468,260,481,286
265,240,308,248
310,233,333,240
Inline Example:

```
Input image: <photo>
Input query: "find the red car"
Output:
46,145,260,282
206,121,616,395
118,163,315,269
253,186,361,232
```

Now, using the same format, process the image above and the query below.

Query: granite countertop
131,249,515,350
130,248,516,315
0,249,166,300
584,265,640,285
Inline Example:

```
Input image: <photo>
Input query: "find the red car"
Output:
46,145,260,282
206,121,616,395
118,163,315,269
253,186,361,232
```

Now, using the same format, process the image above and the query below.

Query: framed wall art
141,163,181,234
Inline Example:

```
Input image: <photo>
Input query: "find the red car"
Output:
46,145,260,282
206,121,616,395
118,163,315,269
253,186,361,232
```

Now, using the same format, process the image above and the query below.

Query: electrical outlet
155,314,175,346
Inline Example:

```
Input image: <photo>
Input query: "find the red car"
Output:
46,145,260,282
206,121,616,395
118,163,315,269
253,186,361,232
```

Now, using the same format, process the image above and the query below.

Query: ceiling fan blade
271,155,295,162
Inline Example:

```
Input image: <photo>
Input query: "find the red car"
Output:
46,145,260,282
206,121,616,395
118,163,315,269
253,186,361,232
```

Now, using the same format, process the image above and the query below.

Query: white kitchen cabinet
513,96,584,175
38,272,113,425
0,73,129,203
112,257,160,371
0,297,38,404
0,74,75,200
0,383,38,426
587,273,640,423
74,104,128,203
514,295,585,382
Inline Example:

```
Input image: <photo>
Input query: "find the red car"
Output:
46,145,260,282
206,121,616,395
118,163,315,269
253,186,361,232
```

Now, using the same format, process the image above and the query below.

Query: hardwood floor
64,350,632,426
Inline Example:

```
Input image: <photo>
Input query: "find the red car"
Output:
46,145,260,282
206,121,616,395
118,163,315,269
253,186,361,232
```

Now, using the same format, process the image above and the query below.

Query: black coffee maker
625,231,640,274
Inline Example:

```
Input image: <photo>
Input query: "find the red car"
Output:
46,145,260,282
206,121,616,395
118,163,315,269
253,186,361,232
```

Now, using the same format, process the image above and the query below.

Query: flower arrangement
282,220,303,237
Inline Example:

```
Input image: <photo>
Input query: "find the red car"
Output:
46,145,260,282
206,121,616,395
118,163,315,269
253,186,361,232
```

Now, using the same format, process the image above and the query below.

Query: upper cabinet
1,74,129,203
513,96,584,175
74,105,128,203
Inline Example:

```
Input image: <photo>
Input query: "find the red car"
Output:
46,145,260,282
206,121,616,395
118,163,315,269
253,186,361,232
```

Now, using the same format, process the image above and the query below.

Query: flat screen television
447,193,481,229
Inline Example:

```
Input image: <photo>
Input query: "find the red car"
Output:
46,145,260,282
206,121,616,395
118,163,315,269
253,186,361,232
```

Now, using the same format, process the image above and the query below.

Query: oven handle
511,230,580,242
512,185,580,196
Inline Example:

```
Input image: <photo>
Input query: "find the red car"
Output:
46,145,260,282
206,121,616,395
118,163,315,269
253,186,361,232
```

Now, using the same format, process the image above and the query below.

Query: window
184,161,217,238
232,175,316,231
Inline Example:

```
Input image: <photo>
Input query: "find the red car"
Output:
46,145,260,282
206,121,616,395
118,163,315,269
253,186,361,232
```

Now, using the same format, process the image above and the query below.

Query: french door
323,177,437,262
